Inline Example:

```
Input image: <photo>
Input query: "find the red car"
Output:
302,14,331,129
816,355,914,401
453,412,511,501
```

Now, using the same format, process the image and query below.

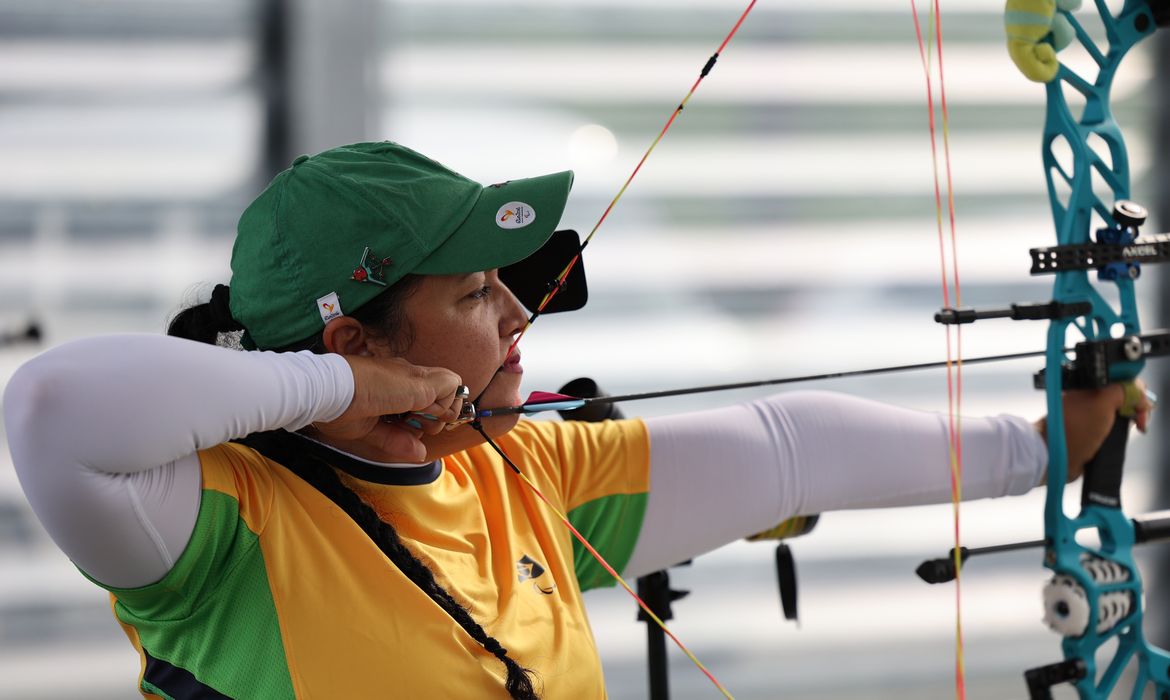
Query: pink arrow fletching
524,391,577,404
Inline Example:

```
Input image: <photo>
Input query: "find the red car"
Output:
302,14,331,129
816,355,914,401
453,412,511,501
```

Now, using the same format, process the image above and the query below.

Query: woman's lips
502,350,523,374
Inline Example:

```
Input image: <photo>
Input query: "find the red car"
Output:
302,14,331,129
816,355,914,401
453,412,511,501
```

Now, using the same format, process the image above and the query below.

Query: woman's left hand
1034,380,1156,483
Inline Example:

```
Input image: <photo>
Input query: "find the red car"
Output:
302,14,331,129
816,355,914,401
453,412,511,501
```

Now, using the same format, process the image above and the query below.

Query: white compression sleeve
3,334,354,588
623,390,1047,578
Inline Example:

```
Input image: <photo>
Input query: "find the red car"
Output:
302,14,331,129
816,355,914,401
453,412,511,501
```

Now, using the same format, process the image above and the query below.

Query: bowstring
909,1,966,697
481,2,760,697
504,2,759,363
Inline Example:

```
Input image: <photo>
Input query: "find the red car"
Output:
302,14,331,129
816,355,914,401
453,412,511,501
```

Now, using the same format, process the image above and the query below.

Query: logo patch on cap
496,202,535,230
317,292,343,323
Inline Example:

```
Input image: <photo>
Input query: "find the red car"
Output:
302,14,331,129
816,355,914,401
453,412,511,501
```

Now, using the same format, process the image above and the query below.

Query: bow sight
939,202,1170,392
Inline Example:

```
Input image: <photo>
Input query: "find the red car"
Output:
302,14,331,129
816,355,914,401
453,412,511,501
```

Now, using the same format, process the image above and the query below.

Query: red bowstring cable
490,2,760,697
910,1,966,698
474,428,734,699
505,0,759,363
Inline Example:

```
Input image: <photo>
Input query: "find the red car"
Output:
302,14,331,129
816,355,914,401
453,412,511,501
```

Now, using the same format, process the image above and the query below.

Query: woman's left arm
622,390,1047,578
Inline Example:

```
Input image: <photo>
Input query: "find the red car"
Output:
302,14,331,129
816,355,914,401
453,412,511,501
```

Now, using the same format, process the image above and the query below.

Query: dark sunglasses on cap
498,229,588,314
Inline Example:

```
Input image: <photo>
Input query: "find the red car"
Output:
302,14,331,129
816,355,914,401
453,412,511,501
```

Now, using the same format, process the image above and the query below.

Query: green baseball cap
229,141,574,349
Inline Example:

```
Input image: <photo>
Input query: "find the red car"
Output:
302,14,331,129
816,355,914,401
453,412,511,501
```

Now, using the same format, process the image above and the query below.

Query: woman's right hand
312,355,464,462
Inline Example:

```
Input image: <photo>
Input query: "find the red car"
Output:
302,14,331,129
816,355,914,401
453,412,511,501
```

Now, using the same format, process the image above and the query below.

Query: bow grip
1080,413,1132,509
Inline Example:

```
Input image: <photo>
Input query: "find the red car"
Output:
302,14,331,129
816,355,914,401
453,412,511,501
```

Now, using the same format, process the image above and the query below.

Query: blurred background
0,0,1168,698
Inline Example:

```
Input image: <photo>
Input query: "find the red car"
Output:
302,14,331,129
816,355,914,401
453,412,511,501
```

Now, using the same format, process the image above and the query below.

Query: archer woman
1,141,1150,699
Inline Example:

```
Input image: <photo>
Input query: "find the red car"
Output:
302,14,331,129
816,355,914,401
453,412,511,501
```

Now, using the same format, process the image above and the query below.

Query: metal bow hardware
927,1,1170,696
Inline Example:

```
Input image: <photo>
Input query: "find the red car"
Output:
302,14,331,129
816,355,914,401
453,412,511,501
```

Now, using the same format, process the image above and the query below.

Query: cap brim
412,170,574,275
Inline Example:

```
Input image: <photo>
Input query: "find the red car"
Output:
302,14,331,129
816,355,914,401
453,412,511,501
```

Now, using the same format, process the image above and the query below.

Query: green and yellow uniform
97,419,649,699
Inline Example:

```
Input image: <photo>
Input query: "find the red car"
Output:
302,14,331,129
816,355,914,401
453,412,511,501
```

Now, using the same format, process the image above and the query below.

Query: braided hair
168,281,540,699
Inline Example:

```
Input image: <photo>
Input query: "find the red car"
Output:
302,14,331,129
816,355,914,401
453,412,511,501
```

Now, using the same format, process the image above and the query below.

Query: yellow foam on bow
1005,0,1083,83
746,515,819,542
1005,0,1060,82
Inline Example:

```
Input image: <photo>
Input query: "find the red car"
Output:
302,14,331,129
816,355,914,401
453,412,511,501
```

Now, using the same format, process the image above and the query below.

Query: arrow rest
1033,331,1170,392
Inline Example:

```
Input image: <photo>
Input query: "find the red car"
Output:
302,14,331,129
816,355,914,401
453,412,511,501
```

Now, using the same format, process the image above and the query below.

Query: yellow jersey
97,418,651,699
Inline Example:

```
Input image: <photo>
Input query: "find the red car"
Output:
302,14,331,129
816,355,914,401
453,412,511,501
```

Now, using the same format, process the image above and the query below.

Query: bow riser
1033,1,1166,697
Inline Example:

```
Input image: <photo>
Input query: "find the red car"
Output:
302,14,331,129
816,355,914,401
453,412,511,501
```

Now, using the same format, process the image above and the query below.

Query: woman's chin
477,375,523,411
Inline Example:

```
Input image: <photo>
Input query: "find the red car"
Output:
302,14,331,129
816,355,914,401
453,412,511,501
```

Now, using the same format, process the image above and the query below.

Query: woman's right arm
2,334,356,589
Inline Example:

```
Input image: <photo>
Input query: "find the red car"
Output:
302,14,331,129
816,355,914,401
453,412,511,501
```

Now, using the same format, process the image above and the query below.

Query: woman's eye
470,285,492,300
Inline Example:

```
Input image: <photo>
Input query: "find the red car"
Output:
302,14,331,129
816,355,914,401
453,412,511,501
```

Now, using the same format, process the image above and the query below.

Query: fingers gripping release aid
393,384,477,430
444,385,477,430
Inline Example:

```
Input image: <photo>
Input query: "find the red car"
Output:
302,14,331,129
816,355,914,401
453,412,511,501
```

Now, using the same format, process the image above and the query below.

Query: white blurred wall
0,1,1162,698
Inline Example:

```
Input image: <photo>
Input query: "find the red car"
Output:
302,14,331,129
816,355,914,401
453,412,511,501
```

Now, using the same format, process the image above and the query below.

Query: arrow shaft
478,348,1048,417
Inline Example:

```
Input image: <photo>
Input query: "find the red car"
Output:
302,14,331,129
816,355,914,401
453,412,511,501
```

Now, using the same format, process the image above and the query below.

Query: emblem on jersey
517,555,556,595
350,246,393,286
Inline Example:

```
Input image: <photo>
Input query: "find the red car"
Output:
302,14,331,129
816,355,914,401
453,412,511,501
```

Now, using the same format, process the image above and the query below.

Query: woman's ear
321,316,372,356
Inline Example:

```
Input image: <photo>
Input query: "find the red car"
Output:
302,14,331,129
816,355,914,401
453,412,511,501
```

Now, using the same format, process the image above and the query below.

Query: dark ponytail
167,284,245,345
176,279,541,699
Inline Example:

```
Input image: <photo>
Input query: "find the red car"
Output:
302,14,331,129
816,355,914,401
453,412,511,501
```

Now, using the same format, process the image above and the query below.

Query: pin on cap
351,247,394,286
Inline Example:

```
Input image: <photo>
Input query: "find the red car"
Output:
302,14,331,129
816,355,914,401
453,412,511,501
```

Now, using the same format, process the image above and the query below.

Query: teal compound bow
925,1,1170,697
459,1,1170,697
